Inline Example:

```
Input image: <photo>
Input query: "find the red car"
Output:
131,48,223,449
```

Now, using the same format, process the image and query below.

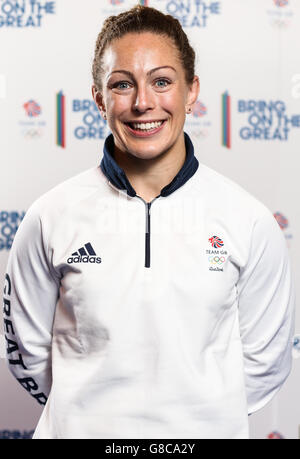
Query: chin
131,143,171,159
126,149,161,160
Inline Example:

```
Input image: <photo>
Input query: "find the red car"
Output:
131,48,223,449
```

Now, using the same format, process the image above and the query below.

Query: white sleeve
2,201,60,405
236,208,296,415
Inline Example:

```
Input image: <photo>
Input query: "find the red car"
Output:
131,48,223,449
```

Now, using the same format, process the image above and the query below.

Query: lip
124,119,167,137
125,119,167,124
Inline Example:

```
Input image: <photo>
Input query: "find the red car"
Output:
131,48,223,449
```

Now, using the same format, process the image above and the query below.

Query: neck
112,134,186,203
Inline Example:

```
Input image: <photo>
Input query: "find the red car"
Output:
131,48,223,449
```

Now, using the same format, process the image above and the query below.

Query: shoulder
192,163,284,268
24,166,106,220
194,162,272,221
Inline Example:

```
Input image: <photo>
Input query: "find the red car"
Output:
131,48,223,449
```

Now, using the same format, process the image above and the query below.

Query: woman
3,6,295,439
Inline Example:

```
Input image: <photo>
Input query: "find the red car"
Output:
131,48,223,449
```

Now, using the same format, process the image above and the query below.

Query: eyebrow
107,66,177,80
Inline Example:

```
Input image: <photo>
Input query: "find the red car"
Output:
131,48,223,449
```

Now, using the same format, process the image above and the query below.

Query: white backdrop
0,0,299,439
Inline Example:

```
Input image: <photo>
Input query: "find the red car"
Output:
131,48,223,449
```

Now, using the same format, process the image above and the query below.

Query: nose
132,83,155,113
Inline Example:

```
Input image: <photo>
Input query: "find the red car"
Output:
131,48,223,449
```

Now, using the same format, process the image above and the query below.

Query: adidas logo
67,242,102,264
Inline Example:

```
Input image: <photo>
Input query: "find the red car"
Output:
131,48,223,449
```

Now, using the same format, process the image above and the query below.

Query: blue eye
155,79,169,88
113,81,131,90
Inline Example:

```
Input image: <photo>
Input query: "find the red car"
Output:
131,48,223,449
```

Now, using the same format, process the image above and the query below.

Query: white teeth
131,121,163,130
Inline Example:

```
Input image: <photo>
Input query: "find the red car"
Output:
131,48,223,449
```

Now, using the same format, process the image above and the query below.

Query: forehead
102,32,181,74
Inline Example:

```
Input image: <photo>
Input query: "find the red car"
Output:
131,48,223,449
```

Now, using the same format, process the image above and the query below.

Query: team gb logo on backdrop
267,0,293,28
0,0,56,28
19,99,46,139
185,99,211,139
273,0,288,7
273,211,293,248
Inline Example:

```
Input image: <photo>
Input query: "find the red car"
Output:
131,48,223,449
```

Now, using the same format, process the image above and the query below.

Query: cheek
160,91,186,114
107,95,130,118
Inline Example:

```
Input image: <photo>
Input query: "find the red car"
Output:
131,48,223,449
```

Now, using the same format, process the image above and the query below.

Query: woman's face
93,32,199,160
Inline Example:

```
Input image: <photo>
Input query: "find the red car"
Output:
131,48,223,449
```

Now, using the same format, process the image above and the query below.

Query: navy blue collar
100,132,199,198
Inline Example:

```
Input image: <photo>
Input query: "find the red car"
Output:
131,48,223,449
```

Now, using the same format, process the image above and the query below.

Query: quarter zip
136,195,160,268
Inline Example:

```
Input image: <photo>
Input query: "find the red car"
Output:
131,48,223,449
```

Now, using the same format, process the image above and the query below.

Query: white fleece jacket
2,133,295,439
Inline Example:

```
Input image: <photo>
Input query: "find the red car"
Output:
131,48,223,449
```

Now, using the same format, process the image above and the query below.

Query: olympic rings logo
22,128,43,139
208,256,226,264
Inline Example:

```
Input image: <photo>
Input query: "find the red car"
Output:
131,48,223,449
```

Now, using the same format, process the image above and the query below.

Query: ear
92,85,106,118
186,76,200,110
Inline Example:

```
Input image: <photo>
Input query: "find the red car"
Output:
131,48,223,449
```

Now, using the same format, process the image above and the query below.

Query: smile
124,119,167,137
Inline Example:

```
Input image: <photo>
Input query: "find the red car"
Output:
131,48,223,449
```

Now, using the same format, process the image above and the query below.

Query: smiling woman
91,7,199,202
3,4,295,441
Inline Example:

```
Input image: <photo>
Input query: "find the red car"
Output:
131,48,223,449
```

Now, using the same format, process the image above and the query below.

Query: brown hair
92,5,195,92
